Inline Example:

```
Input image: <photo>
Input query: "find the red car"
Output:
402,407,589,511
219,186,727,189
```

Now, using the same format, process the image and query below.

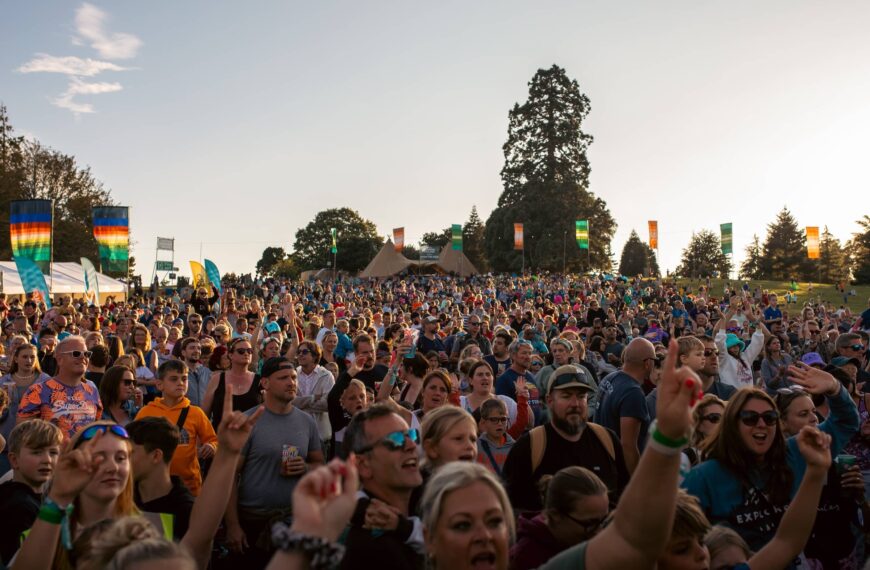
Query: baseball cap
260,356,295,378
547,365,595,396
424,316,439,324
831,356,862,369
800,352,825,367
264,321,281,334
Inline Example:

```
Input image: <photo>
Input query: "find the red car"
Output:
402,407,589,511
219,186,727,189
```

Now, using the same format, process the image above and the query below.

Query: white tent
0,261,127,299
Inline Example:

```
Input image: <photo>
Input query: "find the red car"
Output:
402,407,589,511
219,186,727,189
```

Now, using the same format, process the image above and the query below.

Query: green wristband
650,420,689,448
38,503,65,524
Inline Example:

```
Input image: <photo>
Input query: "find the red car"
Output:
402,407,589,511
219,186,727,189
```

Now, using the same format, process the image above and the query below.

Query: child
475,398,516,478
333,319,354,362
0,419,62,564
134,360,217,496
677,336,706,373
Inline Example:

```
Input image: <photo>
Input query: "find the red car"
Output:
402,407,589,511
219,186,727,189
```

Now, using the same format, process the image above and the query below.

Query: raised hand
787,362,841,396
655,339,702,440
217,379,264,454
364,498,401,531
795,425,832,471
291,457,360,542
49,432,104,505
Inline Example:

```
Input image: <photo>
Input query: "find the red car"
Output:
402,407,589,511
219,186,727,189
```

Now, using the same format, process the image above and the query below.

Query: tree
272,258,300,279
618,230,659,276
484,65,616,272
255,246,287,276
676,230,732,278
293,208,382,273
759,207,811,281
816,227,850,284
463,206,487,271
848,215,870,284
0,105,124,273
420,227,451,249
401,245,420,260
740,234,764,281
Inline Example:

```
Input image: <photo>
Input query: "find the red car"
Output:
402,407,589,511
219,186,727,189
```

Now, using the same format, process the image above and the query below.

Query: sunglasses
738,410,779,427
357,428,419,453
703,349,719,357
849,344,866,352
77,424,129,446
60,350,92,359
234,348,253,355
297,349,312,356
564,513,607,533
701,413,722,424
531,361,544,367
122,379,136,386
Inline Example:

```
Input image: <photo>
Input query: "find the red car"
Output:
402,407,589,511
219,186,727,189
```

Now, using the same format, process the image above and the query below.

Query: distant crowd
0,272,869,570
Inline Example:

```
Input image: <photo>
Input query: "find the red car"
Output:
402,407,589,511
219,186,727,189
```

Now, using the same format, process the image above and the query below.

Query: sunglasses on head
357,428,419,453
738,410,779,427
77,424,129,446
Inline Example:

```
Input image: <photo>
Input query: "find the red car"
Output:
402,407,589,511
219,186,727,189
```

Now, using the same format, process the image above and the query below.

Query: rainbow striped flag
10,200,53,273
92,207,130,273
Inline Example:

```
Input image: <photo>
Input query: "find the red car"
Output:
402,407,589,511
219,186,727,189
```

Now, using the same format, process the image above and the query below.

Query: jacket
135,397,217,496
295,365,335,440
715,330,764,389
510,513,566,570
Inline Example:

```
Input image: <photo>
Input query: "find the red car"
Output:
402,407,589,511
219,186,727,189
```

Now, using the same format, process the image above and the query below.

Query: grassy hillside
670,278,870,312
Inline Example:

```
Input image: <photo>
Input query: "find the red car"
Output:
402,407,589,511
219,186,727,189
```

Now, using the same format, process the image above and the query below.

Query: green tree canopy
740,234,764,280
760,207,811,281
463,206,486,271
256,246,287,276
676,230,732,279
0,105,118,269
618,230,659,276
293,208,382,273
420,227,451,249
484,65,615,272
848,215,870,284
816,227,850,284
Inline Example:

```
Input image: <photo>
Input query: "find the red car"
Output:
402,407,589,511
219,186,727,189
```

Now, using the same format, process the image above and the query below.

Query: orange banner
648,221,658,249
806,226,820,259
393,227,404,252
514,223,524,250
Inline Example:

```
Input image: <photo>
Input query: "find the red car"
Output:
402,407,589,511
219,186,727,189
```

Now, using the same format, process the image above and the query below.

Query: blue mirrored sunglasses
77,424,129,446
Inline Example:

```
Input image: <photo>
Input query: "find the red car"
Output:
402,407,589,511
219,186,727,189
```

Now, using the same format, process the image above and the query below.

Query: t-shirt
0,481,40,564
238,406,321,514
763,306,783,322
17,378,103,439
495,368,543,425
135,476,196,541
593,372,650,451
483,354,511,378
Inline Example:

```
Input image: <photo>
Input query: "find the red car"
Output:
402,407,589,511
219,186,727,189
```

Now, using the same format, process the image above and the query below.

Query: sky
2,1,869,280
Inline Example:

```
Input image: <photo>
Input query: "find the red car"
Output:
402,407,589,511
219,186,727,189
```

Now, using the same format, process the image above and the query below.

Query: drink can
836,454,857,474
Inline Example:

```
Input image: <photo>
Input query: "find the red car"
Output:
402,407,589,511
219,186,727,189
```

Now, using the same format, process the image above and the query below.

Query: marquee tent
0,261,128,301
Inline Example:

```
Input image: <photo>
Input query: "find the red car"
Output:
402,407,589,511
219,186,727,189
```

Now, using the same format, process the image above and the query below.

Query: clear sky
2,1,868,279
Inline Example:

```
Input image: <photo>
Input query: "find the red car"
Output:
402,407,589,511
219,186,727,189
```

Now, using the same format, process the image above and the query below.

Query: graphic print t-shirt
17,378,102,439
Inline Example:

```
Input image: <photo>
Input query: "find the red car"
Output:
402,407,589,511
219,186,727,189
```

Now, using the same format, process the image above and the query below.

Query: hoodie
476,433,516,477
135,397,217,496
509,513,566,570
0,480,40,564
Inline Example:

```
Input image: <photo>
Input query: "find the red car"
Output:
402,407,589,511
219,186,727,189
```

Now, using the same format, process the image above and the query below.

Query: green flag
576,220,589,250
330,228,337,254
451,224,463,251
720,223,733,255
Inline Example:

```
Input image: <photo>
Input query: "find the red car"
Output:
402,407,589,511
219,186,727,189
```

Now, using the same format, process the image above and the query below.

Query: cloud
74,3,142,60
17,53,126,77
53,78,123,115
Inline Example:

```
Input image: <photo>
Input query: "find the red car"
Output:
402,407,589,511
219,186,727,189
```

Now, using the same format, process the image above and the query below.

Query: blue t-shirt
763,306,783,322
593,371,649,451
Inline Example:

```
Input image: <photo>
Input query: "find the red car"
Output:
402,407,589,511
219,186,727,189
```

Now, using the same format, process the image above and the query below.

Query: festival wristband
40,497,75,549
649,420,689,449
646,437,686,456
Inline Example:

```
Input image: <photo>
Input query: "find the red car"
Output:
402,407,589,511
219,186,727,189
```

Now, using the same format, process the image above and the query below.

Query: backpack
529,423,616,474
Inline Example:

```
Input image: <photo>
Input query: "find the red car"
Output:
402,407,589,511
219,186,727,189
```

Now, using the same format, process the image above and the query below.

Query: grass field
669,278,870,312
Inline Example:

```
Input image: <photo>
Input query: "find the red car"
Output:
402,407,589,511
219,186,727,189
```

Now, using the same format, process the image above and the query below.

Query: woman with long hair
99,366,143,426
106,335,125,367
683,394,725,466
414,370,459,422
682,364,859,552
128,324,158,376
202,338,260,427
760,335,794,392
208,345,230,372
320,331,340,369
459,361,530,439
0,343,52,457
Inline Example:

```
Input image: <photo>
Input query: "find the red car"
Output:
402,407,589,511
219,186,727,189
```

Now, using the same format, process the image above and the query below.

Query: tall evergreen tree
484,65,615,272
760,207,811,281
816,227,850,284
740,234,764,280
463,206,486,271
676,230,732,278
618,230,659,276
849,215,870,284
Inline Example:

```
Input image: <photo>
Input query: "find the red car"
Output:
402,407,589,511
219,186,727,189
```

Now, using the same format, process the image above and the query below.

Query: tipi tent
359,241,415,278
437,245,479,277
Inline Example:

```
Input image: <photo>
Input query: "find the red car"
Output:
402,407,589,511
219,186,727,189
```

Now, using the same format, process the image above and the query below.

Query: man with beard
225,357,323,566
502,365,629,513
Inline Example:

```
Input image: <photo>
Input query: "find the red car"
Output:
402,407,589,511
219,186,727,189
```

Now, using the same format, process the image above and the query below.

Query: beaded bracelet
272,522,345,570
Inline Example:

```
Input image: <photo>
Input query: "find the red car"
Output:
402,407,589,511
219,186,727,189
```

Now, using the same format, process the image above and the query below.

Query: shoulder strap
587,422,616,461
530,425,547,474
479,439,502,476
176,406,190,430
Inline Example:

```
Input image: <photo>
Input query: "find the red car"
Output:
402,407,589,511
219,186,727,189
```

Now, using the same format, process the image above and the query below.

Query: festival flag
204,259,222,294
393,228,405,252
14,257,51,309
92,206,129,273
720,223,733,255
514,223,524,250
452,224,463,251
189,261,209,288
330,228,337,254
10,199,53,273
648,221,659,249
80,257,101,306
806,227,820,259
576,220,589,250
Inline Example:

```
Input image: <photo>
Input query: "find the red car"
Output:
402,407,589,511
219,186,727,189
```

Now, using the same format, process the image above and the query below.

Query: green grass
669,278,870,312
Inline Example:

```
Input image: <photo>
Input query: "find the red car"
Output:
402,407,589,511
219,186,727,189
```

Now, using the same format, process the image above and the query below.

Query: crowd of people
0,272,868,569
